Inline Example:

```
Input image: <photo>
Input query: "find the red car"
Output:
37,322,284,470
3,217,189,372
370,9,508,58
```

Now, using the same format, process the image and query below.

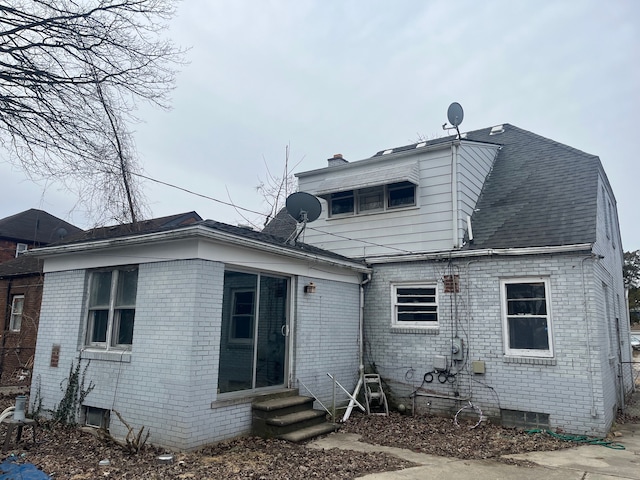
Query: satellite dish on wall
285,192,321,245
286,192,321,223
443,102,464,139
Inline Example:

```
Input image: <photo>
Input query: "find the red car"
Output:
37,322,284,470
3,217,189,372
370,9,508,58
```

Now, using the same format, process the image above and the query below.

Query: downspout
451,143,460,248
582,255,598,418
342,272,372,422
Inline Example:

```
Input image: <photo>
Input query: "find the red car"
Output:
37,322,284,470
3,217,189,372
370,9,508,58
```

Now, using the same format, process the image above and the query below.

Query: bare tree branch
0,0,183,224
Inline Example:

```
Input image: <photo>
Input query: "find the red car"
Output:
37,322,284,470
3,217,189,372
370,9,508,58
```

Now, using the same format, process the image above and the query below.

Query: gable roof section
0,209,82,245
462,124,599,249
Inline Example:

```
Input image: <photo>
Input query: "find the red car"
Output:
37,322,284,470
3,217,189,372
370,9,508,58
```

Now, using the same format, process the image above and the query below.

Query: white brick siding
364,252,629,436
31,259,363,449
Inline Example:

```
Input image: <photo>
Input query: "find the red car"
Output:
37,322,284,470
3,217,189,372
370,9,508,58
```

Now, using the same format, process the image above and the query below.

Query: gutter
27,224,372,275
364,243,593,264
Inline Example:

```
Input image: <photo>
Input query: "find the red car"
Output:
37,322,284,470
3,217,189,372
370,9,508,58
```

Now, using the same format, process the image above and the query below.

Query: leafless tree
0,1,182,224
256,144,300,227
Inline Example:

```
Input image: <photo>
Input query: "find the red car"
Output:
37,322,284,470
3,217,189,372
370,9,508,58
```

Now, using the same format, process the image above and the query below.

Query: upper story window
10,295,24,331
86,266,138,349
15,243,28,257
501,278,553,358
392,284,438,329
329,181,416,217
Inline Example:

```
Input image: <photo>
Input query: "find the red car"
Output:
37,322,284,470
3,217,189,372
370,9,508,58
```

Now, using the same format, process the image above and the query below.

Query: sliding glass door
218,271,288,394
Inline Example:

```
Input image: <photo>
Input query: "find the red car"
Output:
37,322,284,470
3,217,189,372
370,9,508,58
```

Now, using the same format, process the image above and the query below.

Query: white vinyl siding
297,142,499,258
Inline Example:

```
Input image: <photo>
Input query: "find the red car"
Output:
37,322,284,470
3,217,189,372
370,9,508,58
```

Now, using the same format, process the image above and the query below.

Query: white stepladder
364,374,389,416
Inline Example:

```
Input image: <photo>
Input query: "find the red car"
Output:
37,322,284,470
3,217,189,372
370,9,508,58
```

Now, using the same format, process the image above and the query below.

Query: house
294,123,631,436
0,209,81,262
28,122,630,447
29,214,370,449
0,210,82,387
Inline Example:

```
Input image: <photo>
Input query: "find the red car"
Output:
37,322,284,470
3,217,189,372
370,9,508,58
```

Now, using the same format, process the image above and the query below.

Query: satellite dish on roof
447,102,464,127
443,102,464,139
285,192,321,245
286,192,321,223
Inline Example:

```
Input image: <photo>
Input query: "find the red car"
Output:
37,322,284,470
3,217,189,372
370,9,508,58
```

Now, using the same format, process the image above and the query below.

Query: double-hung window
392,284,438,328
10,295,24,331
86,267,138,349
501,278,553,357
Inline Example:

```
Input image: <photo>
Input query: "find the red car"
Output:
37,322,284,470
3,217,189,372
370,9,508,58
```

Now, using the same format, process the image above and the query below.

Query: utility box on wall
472,360,486,374
451,338,463,361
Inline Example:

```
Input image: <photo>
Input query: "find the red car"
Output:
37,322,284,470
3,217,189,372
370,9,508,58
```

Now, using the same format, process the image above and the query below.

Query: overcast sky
2,1,639,250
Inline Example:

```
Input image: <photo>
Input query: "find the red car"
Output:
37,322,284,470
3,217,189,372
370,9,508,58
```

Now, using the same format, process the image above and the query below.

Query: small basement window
84,406,110,429
501,409,549,429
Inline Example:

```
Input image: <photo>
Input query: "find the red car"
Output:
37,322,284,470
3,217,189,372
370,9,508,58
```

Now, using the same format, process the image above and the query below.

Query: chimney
328,153,348,167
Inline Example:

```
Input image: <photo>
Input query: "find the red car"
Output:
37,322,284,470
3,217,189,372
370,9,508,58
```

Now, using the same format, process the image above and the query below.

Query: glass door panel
255,276,288,388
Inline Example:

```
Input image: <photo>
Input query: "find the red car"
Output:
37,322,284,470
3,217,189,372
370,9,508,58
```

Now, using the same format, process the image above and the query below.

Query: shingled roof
462,124,600,249
0,209,82,245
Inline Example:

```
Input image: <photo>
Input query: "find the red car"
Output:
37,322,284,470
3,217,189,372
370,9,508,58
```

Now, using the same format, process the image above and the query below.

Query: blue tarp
0,457,50,480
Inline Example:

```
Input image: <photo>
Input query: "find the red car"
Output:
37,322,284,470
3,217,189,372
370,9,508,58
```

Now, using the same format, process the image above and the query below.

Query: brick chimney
328,153,348,167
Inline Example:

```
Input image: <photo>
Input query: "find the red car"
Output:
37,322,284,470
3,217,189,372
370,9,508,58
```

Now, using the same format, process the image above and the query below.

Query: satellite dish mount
285,192,322,245
442,102,464,139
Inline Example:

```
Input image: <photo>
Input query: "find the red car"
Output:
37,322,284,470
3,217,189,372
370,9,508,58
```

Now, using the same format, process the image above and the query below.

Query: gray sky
2,1,639,250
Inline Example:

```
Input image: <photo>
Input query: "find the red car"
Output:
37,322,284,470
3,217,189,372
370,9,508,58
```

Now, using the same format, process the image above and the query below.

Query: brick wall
294,277,361,409
31,259,362,450
364,252,624,436
0,274,43,385
0,240,20,263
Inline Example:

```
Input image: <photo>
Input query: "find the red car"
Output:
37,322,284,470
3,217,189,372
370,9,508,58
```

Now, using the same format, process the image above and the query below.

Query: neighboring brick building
0,209,82,262
0,210,81,386
0,256,44,386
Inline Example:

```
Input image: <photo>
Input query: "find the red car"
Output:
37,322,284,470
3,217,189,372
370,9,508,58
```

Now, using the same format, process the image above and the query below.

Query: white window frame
501,277,554,358
228,289,256,345
391,283,438,329
15,243,28,257
9,295,24,332
85,267,138,350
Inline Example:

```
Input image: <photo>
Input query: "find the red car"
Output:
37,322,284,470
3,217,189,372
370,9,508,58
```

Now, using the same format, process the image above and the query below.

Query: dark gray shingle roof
0,209,82,245
463,124,600,249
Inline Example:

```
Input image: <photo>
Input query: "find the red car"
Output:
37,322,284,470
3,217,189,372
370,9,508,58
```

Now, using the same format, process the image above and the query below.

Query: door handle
281,325,289,337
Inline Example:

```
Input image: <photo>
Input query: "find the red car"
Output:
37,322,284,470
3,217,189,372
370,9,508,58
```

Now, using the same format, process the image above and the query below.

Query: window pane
508,317,549,350
116,269,138,307
388,182,415,208
358,186,384,212
506,282,546,315
397,287,436,303
234,291,255,315
398,305,437,322
330,191,354,215
114,309,135,345
12,297,24,315
90,272,112,307
232,316,253,339
90,310,109,343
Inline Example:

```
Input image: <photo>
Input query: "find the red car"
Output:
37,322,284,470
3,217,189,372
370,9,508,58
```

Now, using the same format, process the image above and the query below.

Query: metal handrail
297,378,332,418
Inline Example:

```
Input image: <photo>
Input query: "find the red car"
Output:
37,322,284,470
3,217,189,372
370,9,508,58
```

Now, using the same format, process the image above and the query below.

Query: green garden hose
525,428,625,450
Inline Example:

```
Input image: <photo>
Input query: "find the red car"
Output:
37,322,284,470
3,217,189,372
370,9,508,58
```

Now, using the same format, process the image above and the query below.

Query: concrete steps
252,393,337,442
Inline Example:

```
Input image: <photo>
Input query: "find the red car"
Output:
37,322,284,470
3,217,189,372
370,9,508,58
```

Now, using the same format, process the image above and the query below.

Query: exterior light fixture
304,282,316,294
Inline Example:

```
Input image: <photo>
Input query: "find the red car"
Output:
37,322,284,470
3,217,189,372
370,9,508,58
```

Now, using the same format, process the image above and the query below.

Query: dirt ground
0,393,602,480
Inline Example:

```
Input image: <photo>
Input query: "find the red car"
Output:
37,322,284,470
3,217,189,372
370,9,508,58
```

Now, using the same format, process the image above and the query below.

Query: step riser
252,394,333,441
254,414,327,437
252,402,315,420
